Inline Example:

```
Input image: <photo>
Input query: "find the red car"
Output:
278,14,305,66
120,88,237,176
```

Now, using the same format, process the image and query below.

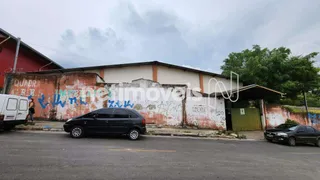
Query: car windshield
288,126,298,131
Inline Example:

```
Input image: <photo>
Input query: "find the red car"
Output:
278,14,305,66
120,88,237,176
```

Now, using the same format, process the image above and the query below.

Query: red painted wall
8,73,106,120
0,38,60,88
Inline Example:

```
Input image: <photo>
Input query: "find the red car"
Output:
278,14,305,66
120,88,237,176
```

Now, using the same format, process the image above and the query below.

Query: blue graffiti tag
38,94,49,109
108,100,134,108
27,92,90,109
308,113,317,120
52,94,66,108
69,97,78,105
308,113,320,124
124,100,134,108
80,97,87,105
28,95,33,100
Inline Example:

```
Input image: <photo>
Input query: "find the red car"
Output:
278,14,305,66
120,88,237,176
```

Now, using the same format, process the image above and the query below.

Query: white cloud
1,0,319,72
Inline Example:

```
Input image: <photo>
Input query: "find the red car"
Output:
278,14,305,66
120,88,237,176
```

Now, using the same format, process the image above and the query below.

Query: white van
0,94,29,130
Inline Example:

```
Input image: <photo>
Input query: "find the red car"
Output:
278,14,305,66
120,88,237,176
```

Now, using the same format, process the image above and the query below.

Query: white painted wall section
157,65,200,89
203,75,243,94
103,65,153,83
186,97,226,130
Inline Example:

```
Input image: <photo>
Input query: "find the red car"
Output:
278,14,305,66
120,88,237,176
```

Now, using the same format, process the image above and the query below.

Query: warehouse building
4,61,283,130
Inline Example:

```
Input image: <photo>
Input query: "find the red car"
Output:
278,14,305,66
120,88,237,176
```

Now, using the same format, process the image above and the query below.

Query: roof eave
0,28,63,69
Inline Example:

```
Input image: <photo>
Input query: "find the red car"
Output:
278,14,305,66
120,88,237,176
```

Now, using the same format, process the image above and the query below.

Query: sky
1,0,320,73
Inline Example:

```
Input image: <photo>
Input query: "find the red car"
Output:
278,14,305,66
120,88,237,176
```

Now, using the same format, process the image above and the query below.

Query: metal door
3,97,18,122
16,98,28,121
231,108,262,131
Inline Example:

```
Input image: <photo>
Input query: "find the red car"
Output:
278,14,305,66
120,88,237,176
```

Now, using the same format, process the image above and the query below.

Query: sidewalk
239,131,265,141
15,121,257,140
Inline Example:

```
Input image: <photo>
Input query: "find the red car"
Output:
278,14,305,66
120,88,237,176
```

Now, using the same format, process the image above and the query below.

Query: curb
13,127,255,141
15,127,63,131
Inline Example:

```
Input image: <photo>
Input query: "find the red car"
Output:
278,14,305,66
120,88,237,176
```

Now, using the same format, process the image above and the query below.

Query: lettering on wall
14,79,37,88
33,94,90,109
108,100,134,108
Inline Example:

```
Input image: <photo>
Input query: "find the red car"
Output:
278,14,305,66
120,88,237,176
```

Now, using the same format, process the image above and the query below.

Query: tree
221,45,319,102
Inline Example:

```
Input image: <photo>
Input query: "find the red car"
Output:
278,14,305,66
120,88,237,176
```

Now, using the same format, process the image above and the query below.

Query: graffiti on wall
186,97,226,130
265,105,320,130
10,77,106,120
309,113,320,125
108,100,134,108
107,87,183,126
36,94,88,109
108,99,183,126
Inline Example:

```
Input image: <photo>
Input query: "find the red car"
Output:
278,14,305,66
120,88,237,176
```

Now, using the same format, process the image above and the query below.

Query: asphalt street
0,131,319,180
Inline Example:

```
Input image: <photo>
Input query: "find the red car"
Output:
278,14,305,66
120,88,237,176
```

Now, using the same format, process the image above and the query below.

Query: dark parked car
63,108,146,140
264,124,320,147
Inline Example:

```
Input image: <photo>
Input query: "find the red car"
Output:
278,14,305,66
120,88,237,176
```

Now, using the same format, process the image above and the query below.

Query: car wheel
316,139,320,147
128,129,140,140
288,137,296,146
70,126,84,138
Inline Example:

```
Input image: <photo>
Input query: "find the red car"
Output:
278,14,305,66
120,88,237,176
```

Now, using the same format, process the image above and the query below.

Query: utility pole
13,37,21,73
303,91,310,125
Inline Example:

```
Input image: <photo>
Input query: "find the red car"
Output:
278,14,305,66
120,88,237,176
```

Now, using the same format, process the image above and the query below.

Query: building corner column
199,74,204,93
152,65,158,82
99,69,104,79
260,99,267,130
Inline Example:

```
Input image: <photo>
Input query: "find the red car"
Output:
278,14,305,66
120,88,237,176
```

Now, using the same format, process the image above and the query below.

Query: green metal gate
231,108,262,131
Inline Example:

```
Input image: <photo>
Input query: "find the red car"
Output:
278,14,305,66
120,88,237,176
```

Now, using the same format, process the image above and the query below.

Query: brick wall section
7,72,107,120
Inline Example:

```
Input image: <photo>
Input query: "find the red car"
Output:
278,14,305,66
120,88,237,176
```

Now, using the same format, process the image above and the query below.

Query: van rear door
17,98,28,121
4,97,19,121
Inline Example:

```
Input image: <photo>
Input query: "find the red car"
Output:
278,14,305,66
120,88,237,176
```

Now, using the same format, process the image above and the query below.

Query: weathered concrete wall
106,79,226,129
7,74,227,130
107,79,183,126
265,105,320,130
186,97,226,130
8,73,106,120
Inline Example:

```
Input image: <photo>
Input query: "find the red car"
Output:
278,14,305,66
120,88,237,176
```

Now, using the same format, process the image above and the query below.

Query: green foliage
282,105,320,114
285,119,299,126
221,45,319,103
281,93,320,107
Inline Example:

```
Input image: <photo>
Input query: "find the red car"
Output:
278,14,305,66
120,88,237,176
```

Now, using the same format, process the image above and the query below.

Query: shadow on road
62,133,148,141
267,141,318,148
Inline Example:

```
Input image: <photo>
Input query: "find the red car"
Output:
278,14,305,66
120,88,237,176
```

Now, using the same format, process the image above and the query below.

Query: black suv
63,108,146,140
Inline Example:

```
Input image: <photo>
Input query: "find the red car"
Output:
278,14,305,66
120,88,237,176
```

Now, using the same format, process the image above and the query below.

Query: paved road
0,131,319,180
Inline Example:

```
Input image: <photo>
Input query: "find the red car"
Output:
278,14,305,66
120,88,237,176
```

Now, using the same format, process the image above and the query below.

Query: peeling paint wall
7,75,227,130
7,73,106,120
186,97,226,130
265,105,320,130
107,79,183,126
